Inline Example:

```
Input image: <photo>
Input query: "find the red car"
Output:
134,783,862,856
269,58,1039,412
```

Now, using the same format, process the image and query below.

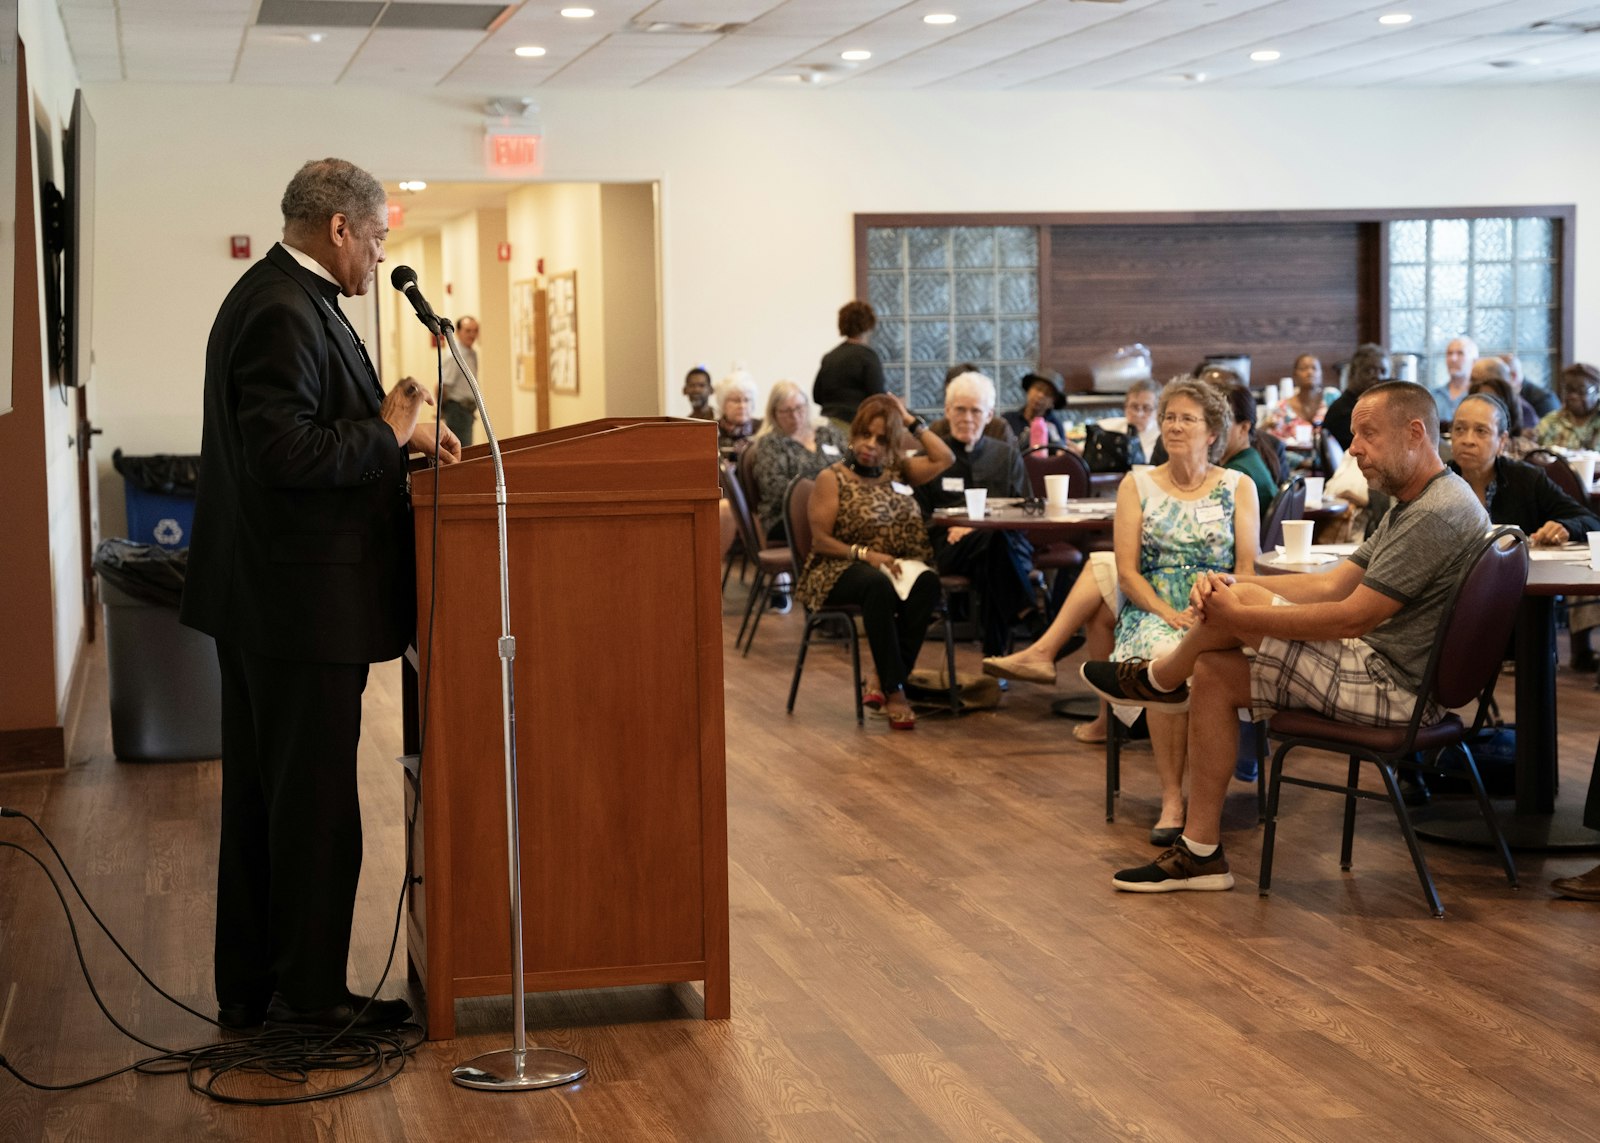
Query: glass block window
1388,217,1559,392
866,226,1041,414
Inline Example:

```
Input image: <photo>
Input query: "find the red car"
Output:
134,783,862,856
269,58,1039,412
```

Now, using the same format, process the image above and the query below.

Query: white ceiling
59,0,1600,91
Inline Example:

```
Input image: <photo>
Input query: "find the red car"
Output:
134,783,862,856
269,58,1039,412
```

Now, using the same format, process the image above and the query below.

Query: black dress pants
214,640,369,1012
933,529,1035,655
824,563,941,693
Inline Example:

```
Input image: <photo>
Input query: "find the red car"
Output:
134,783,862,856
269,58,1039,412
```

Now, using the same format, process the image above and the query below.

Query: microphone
390,265,442,334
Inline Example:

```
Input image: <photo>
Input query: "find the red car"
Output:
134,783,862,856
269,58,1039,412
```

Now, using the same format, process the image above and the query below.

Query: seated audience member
1503,353,1558,420
1095,378,1162,467
813,300,887,429
684,366,714,420
1324,343,1392,451
1156,367,1288,481
930,362,1016,445
795,394,954,729
1101,378,1259,845
915,372,1037,658
1002,369,1070,449
1429,335,1477,425
714,371,762,460
1264,353,1339,470
1466,363,1536,458
1449,392,1600,669
1473,357,1538,435
1082,382,1487,892
750,380,847,539
1535,363,1600,451
1217,382,1281,513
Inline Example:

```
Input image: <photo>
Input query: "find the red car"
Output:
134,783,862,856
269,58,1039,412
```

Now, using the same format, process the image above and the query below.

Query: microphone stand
430,319,588,1093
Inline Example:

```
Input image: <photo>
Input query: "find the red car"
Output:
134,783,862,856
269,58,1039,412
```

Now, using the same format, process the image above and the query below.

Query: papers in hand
879,558,933,600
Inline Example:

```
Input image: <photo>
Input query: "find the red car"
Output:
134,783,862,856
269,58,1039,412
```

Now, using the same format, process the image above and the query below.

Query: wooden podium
403,417,729,1040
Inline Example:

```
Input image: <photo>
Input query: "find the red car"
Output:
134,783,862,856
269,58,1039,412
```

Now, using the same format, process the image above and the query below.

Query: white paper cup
1282,519,1314,562
1573,455,1597,489
1045,473,1071,507
1589,532,1600,571
1303,476,1325,509
964,487,988,519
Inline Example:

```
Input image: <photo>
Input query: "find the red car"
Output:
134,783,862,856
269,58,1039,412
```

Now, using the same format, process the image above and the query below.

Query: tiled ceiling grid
58,0,1600,91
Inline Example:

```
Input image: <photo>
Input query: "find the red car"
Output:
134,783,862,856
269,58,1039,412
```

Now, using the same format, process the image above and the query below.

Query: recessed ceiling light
841,49,872,61
924,13,957,24
1249,50,1281,62
397,181,427,192
305,32,325,43
560,6,595,16
1378,13,1412,25
514,45,547,58
1171,71,1207,83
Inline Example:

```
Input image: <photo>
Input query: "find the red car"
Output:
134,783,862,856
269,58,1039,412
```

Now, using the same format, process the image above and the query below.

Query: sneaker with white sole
1080,658,1189,711
1112,838,1234,892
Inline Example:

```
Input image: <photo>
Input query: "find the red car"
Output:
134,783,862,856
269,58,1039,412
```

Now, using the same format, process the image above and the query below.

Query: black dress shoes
264,992,415,1032
216,1001,268,1031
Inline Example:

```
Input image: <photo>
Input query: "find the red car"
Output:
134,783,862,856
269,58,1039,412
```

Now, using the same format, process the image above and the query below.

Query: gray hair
1159,377,1232,463
713,370,758,414
281,158,386,233
1126,377,1161,401
946,370,996,413
758,379,816,437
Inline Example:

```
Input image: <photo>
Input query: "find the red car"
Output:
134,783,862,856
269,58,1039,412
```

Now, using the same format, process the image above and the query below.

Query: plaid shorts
1249,598,1440,727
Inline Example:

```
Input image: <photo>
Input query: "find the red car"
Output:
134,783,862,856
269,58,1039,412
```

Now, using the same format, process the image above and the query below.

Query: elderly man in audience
1535,363,1600,452
915,371,1037,658
1429,335,1477,425
1500,353,1558,420
1081,382,1487,892
929,362,1017,446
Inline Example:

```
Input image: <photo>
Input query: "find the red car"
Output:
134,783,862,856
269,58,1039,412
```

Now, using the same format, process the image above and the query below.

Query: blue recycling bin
114,449,199,549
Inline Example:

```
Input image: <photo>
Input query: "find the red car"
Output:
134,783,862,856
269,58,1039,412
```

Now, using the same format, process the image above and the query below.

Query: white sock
1180,835,1218,857
1147,661,1179,692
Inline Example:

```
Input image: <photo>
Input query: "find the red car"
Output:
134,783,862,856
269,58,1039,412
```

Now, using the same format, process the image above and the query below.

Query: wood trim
1372,221,1390,350
0,726,65,773
1036,224,1052,374
1560,212,1576,368
853,217,869,302
857,206,1577,228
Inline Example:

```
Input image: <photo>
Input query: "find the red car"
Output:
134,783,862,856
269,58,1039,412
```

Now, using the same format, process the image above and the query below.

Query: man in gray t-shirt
1078,382,1489,893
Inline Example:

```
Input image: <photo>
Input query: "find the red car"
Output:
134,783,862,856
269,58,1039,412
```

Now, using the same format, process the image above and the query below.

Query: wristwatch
906,416,928,436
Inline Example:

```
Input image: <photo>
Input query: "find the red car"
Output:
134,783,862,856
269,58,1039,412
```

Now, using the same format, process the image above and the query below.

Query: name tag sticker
942,477,966,492
1194,503,1225,524
821,443,840,456
891,481,913,496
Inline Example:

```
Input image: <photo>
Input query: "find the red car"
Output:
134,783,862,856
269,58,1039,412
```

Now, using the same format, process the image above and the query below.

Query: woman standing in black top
813,300,887,429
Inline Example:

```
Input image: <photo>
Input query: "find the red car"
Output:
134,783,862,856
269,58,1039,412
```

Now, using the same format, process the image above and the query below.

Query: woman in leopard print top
796,394,954,728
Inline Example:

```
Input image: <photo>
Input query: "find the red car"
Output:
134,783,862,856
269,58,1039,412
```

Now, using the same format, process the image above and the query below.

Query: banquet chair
783,476,961,724
1524,449,1588,505
719,465,791,656
1258,526,1527,917
1260,476,1307,553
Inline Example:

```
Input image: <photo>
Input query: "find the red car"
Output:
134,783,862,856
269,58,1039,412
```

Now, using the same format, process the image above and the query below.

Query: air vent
628,20,746,35
256,0,512,31
1523,19,1600,35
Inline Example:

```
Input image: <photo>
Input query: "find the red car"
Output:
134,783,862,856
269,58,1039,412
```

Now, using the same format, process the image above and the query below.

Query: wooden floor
4,591,1600,1142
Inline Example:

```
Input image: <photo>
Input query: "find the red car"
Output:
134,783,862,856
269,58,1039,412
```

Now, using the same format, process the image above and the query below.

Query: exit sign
486,131,542,176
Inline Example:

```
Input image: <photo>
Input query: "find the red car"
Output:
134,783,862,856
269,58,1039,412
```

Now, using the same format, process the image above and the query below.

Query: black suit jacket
180,244,415,664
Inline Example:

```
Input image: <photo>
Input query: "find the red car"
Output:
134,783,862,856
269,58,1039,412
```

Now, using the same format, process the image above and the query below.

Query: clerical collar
281,242,343,294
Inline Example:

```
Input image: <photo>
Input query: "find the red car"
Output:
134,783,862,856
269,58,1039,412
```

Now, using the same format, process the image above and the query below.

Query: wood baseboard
0,725,65,772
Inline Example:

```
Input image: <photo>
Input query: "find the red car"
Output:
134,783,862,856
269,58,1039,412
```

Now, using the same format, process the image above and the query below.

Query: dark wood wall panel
1044,222,1375,392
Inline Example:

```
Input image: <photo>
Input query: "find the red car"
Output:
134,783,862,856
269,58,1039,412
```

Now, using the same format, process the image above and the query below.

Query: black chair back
1260,476,1307,552
785,476,817,568
1425,527,1529,713
1023,448,1091,500
720,463,766,558
1525,449,1587,505
736,443,766,543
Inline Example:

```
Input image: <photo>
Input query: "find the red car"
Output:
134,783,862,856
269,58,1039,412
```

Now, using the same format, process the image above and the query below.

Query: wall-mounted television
63,88,93,389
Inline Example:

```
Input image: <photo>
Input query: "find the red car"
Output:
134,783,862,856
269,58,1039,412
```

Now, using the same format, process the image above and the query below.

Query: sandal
888,708,917,730
862,684,886,710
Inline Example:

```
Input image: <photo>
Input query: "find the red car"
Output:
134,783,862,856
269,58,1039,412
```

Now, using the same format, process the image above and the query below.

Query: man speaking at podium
181,158,460,1031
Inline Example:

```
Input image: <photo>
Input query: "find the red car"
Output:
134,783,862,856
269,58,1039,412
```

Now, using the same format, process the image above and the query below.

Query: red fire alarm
230,235,251,259
497,242,512,262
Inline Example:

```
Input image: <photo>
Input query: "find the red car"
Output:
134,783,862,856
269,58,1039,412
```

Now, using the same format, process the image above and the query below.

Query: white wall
82,84,1600,466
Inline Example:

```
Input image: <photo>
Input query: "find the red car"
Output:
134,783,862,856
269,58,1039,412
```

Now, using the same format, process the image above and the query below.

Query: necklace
1168,465,1209,493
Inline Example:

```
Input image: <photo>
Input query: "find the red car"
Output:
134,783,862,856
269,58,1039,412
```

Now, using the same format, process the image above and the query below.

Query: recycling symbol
153,518,185,546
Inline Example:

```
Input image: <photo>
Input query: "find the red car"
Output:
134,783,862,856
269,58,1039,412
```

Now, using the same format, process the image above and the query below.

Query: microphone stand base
452,1047,589,1091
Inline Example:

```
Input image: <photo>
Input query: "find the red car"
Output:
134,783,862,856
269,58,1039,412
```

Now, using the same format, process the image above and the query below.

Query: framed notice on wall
547,270,578,396
512,278,537,392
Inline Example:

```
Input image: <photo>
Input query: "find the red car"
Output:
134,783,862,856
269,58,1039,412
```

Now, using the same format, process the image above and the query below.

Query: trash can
113,449,200,550
94,539,221,761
